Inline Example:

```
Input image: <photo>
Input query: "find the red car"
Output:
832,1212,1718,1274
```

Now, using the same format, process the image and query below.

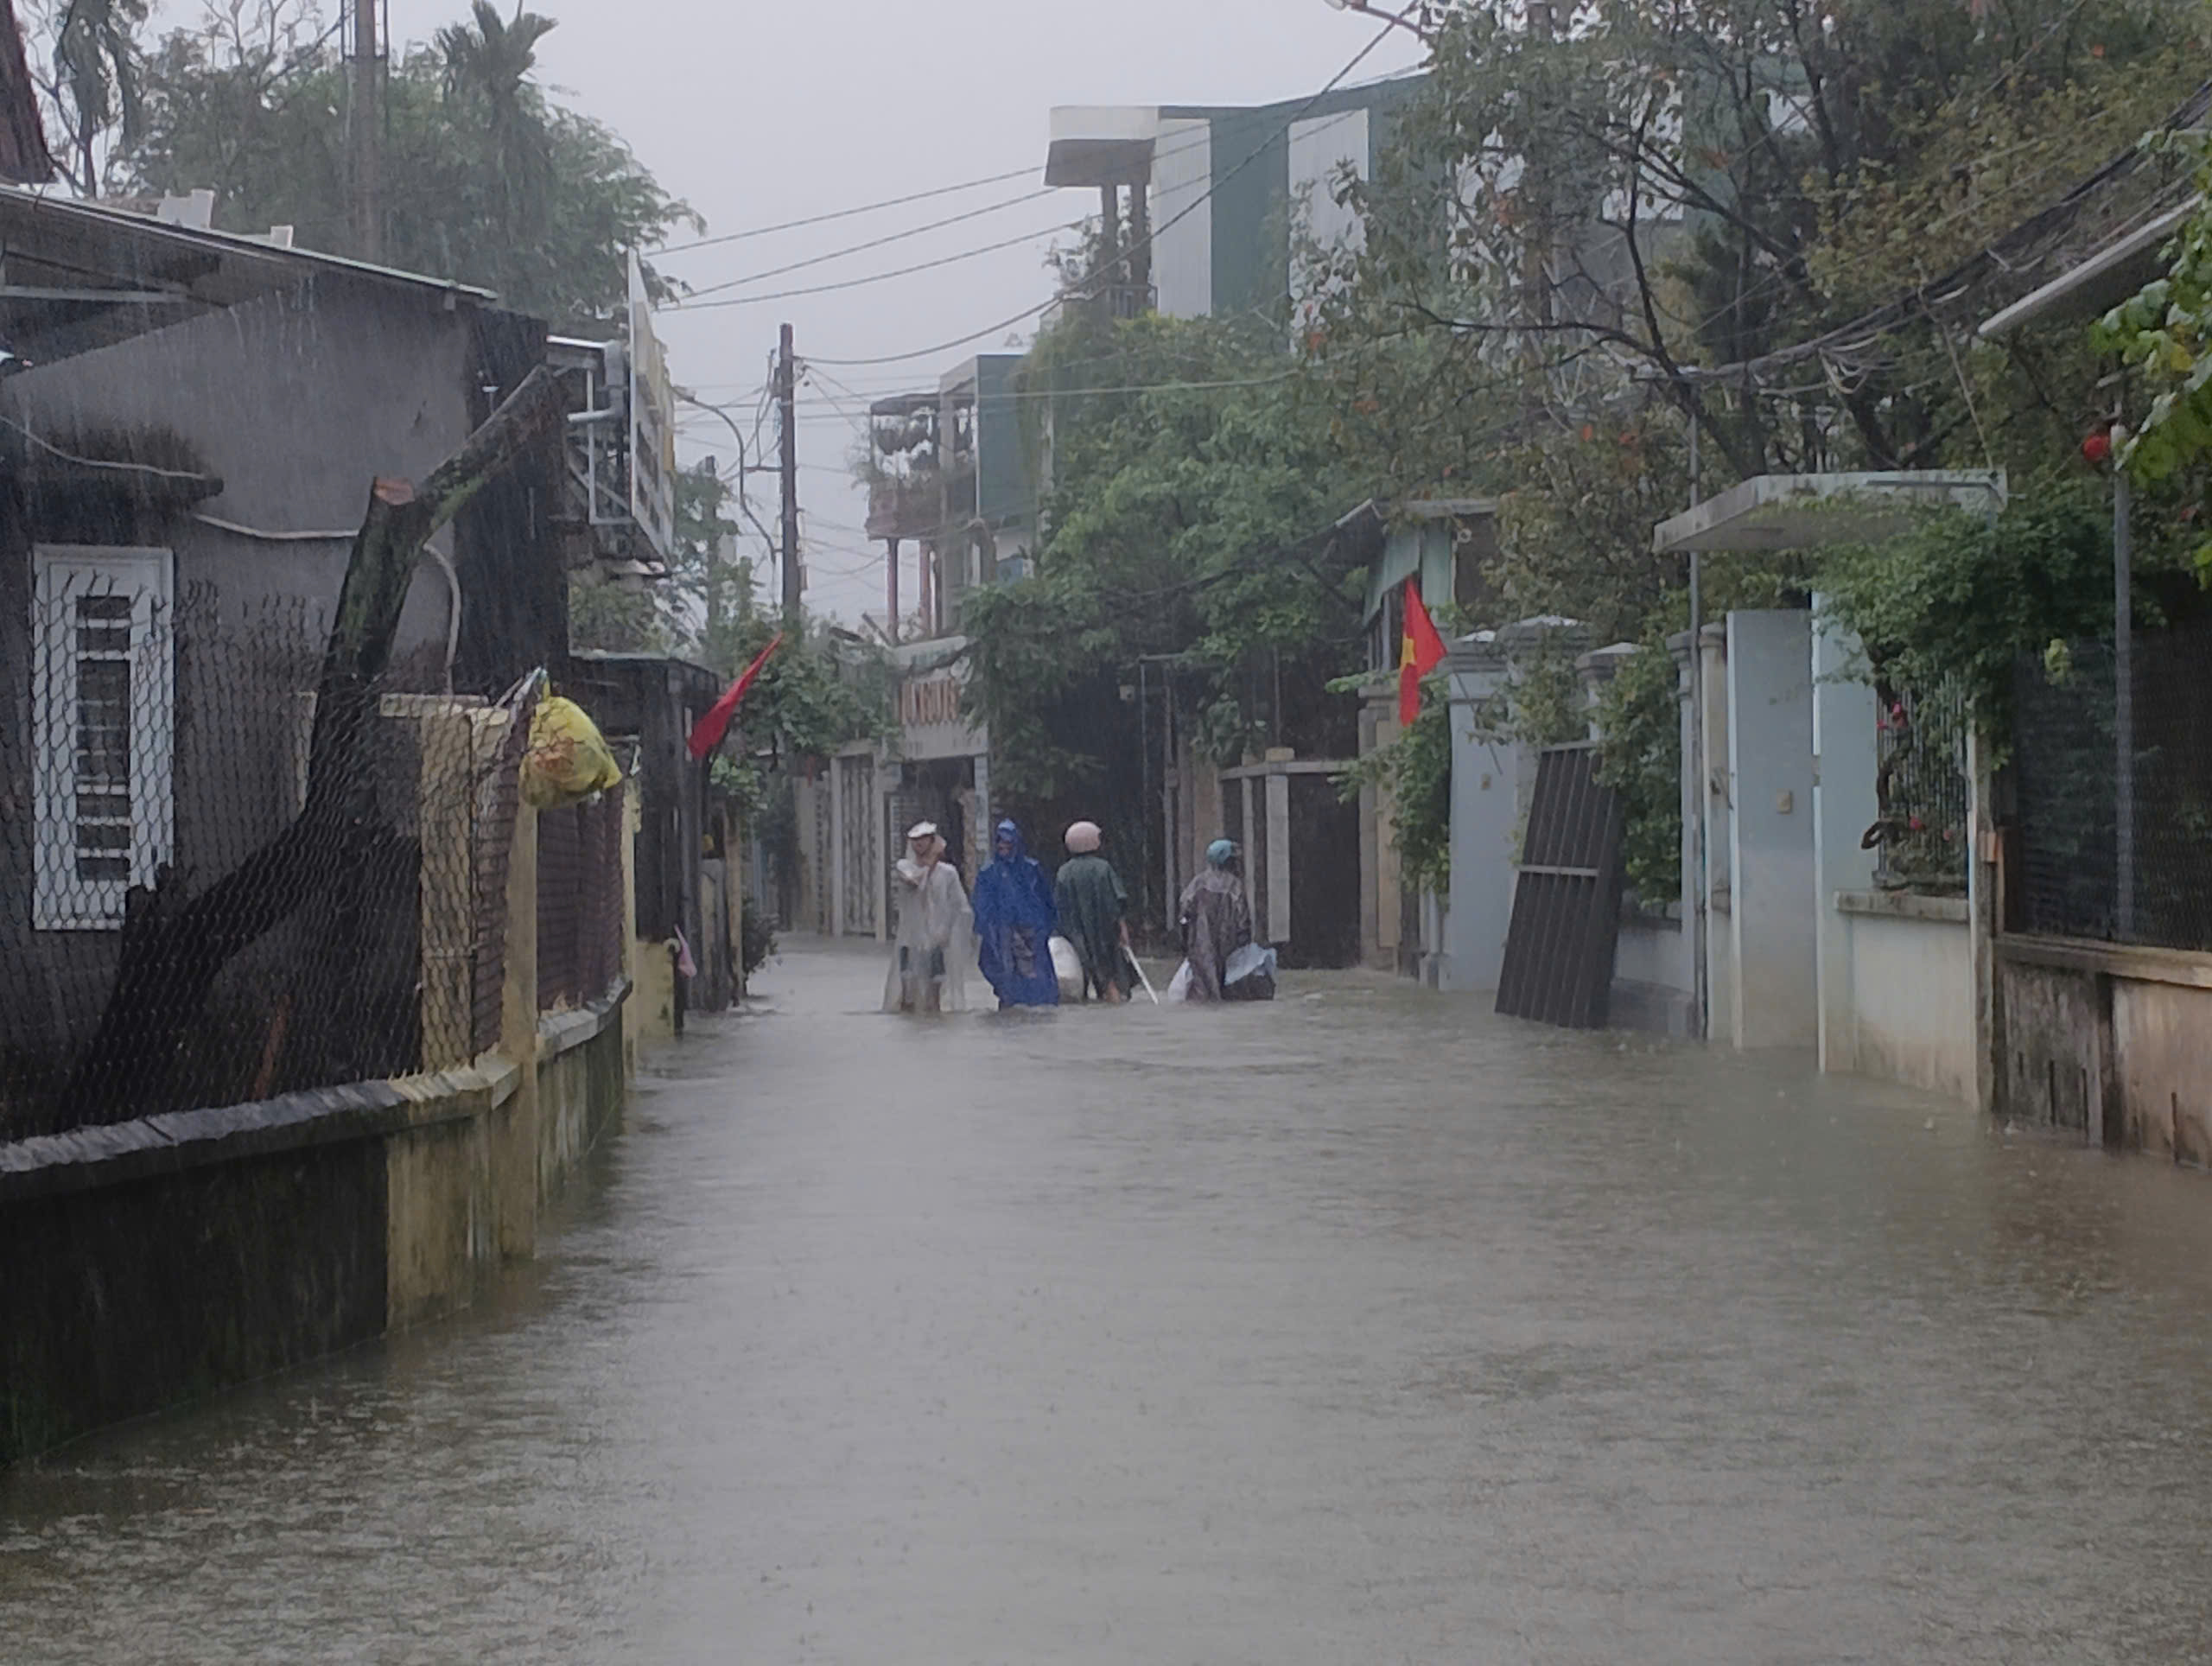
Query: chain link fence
537,783,627,1013
2012,621,2212,951
2,570,550,1143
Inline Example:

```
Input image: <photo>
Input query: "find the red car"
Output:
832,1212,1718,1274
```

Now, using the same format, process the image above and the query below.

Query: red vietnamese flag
1397,578,1447,728
687,632,785,760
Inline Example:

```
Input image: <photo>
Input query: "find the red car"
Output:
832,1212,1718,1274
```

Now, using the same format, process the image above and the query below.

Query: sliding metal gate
1495,742,1625,1030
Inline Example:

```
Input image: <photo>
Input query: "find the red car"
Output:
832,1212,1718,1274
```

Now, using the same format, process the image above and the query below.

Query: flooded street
8,938,2212,1662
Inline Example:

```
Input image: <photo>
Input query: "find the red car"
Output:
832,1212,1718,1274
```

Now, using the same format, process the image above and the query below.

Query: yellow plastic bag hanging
524,695,622,807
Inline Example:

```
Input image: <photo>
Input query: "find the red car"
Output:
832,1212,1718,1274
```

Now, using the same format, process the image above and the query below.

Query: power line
697,367,1303,428
805,16,1405,369
667,222,1080,313
672,188,1059,299
753,335,1281,401
649,118,1237,264
652,165,1047,256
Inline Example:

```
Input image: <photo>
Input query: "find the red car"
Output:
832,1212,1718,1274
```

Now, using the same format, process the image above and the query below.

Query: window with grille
31,546,175,930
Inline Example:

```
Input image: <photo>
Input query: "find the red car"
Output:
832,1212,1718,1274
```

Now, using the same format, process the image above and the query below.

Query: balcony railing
865,474,941,541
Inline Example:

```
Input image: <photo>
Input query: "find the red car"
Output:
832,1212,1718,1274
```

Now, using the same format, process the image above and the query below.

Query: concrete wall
537,989,629,1197
1288,105,1368,310
0,991,627,1466
1444,644,1522,992
3,282,479,658
1612,912,1696,1037
1151,118,1214,319
1832,894,1975,1103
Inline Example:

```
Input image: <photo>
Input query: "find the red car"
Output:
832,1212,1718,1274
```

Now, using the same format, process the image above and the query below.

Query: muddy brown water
6,938,2212,1663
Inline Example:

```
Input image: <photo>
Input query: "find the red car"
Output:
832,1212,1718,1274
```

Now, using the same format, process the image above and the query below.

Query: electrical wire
648,117,1235,264
671,188,1059,299
1,410,218,483
727,371,1303,429
669,221,1082,313
652,166,1046,255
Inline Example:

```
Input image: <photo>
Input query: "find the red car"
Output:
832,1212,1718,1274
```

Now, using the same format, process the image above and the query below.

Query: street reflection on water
6,938,2212,1663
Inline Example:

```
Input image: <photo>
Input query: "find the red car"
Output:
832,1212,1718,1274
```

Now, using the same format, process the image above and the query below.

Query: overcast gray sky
359,0,1424,627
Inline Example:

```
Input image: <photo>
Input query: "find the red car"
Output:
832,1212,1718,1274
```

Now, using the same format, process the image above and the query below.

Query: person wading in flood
1176,838,1255,1002
971,819,1059,1009
884,821,969,1014
1054,820,1132,1004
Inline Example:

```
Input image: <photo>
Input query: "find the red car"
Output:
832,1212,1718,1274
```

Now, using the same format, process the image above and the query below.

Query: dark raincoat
1177,868,1252,1002
1054,853,1130,1000
972,821,1060,1008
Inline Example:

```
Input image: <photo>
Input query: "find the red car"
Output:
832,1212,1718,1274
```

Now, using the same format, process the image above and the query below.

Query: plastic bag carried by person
524,695,622,807
1049,934,1086,1002
1224,943,1279,1002
1166,961,1192,1002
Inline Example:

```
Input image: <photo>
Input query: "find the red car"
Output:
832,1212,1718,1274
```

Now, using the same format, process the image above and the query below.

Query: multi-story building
829,75,1435,962
1042,77,1424,323
864,352,1035,644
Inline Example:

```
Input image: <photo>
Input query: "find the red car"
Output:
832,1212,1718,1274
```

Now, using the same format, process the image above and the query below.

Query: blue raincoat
971,820,1060,1008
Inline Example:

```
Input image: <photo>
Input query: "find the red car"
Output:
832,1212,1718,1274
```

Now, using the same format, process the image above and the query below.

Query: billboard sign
896,650,987,762
626,250,677,563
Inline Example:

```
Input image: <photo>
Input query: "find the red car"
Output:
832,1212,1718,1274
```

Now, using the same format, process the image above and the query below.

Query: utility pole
778,323,801,623
886,537,901,645
348,0,382,262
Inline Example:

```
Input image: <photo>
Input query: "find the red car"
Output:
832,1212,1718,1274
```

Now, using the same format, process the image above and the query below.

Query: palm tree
435,0,556,245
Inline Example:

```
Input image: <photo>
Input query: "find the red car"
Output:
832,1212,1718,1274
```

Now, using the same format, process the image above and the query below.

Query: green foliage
965,310,1361,800
119,2,695,329
2096,128,2212,583
1496,639,1588,751
1338,694,1453,894
738,620,889,765
1300,0,2199,664
1338,637,1590,900
1814,483,2116,743
1594,644,1681,906
566,574,665,656
740,902,776,981
1489,421,1693,644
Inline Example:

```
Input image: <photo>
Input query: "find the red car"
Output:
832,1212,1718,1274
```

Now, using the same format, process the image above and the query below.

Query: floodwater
7,941,2212,1663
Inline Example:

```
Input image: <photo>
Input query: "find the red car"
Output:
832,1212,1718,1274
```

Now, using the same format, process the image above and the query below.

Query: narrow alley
7,940,2212,1663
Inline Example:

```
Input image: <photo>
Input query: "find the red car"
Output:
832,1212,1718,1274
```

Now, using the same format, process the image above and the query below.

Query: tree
1276,0,2201,910
118,0,696,329
435,0,556,240
962,308,1361,807
22,0,147,194
2095,128,2212,586
1316,0,2202,495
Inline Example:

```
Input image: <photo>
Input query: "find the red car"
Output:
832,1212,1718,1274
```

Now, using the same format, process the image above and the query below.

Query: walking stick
1124,944,1161,1006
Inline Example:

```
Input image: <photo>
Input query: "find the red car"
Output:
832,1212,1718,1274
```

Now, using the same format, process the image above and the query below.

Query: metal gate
1495,742,1625,1030
837,752,880,937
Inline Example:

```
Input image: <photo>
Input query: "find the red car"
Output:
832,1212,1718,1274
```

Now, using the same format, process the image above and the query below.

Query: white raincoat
883,854,972,1013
